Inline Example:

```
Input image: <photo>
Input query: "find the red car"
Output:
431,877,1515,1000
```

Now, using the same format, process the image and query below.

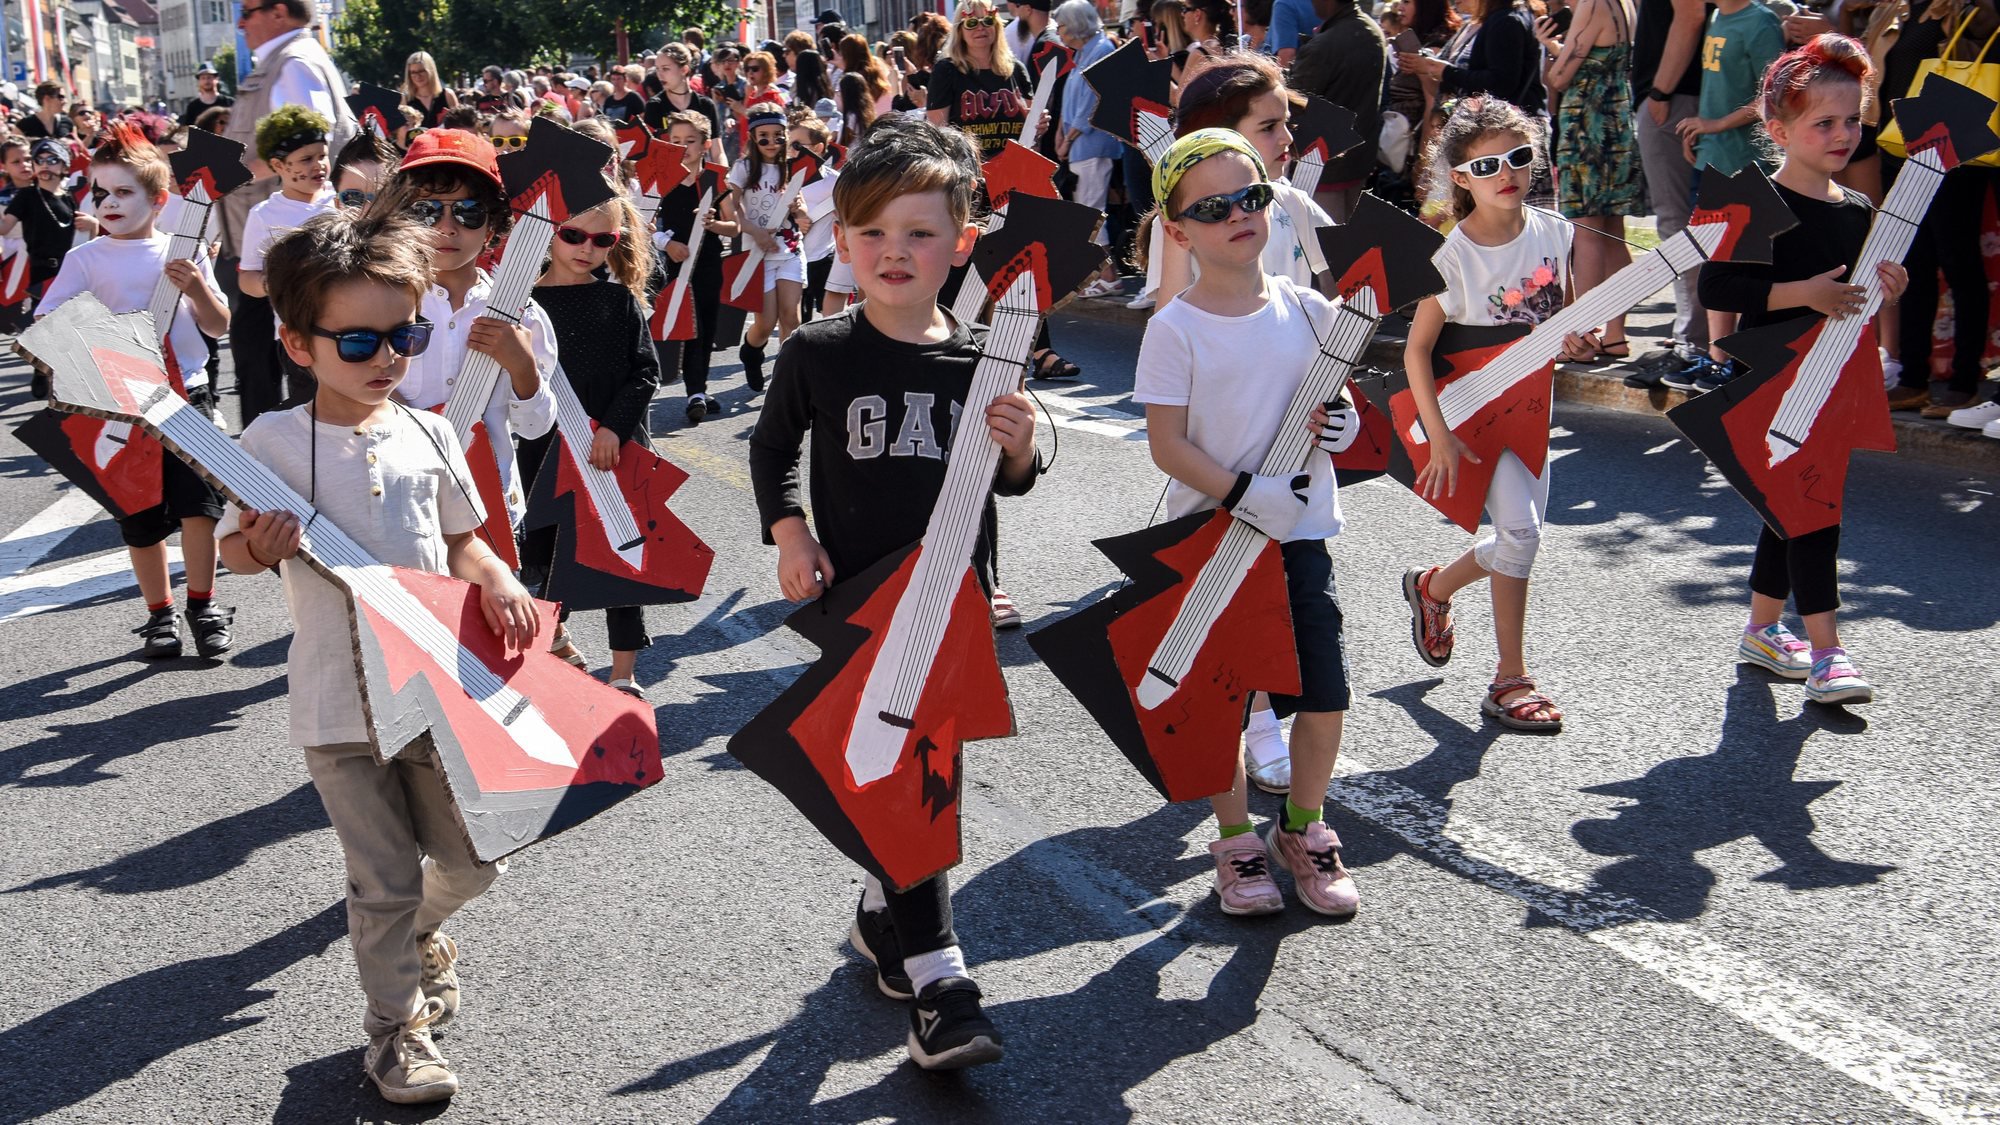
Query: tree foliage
333,0,449,86
337,0,749,84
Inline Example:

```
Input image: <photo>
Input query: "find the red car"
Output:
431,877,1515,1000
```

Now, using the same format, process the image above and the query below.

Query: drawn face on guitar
88,164,163,238
1447,129,1532,211
1766,82,1863,179
1161,150,1269,268
273,141,330,199
1235,89,1294,171
835,188,978,317
280,278,424,420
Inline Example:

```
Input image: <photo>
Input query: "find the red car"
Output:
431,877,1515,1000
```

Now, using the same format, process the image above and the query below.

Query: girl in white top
1400,98,1597,733
729,107,813,391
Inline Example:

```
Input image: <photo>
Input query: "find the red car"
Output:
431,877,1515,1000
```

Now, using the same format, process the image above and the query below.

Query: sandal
990,588,1023,630
1482,675,1564,732
549,628,589,669
1031,349,1082,381
1592,338,1630,361
1401,566,1454,667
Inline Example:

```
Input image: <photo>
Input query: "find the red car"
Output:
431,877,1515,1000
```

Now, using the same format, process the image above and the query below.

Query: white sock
902,944,968,995
861,873,888,913
1244,708,1287,769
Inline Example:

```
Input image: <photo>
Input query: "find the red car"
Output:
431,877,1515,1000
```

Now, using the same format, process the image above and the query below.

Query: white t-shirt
238,183,338,272
216,404,485,748
727,160,798,260
798,167,838,263
37,232,224,390
1266,179,1331,287
1133,274,1346,541
1432,206,1573,326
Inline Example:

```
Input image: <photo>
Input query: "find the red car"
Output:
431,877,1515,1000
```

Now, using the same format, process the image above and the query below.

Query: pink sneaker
1208,835,1283,916
1265,821,1359,916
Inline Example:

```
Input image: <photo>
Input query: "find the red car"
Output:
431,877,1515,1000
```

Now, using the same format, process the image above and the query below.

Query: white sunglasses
1452,143,1535,178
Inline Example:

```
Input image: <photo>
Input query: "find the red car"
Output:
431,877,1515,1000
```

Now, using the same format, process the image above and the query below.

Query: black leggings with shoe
1749,523,1841,618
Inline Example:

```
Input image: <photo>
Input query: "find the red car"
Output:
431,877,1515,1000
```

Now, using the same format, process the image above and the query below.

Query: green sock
1217,821,1256,839
1283,798,1323,832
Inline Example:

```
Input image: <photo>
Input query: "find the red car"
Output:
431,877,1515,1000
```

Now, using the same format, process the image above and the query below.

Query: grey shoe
364,996,459,1104
418,932,461,1029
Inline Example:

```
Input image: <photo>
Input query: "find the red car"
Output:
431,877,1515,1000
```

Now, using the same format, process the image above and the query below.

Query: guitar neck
1256,287,1380,477
924,298,1043,549
1137,111,1174,165
549,369,645,551
1022,61,1060,144
443,199,554,439
1290,151,1325,199
144,183,214,353
660,189,714,332
1436,218,1724,431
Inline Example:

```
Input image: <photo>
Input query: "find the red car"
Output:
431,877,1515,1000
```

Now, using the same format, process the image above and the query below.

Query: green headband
1153,128,1267,216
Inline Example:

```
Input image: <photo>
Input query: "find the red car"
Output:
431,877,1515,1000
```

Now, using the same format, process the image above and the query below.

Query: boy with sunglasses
237,106,338,425
217,209,533,1105
365,128,556,537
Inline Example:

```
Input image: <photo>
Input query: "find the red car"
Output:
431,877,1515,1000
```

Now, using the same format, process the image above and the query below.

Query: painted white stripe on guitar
443,196,553,443
547,366,645,562
728,168,811,301
659,188,715,338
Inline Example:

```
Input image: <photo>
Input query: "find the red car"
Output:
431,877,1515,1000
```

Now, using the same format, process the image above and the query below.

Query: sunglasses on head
1174,181,1275,224
1452,143,1535,179
310,319,435,363
406,198,491,229
557,226,622,248
959,14,999,26
491,133,527,150
338,188,375,207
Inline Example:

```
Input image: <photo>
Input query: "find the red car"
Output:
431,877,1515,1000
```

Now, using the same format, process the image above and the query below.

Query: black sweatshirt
1698,183,1873,332
527,279,660,442
748,308,1039,585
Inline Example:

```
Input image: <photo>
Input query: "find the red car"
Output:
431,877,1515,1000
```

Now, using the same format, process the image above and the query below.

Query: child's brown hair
90,129,172,198
265,210,434,347
832,116,980,228
1422,96,1544,221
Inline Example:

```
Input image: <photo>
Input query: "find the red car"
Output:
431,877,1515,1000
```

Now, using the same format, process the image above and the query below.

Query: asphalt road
1,310,1995,1124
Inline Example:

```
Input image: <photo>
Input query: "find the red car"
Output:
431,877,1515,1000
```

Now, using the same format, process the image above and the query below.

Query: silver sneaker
418,932,461,1028
364,996,459,1104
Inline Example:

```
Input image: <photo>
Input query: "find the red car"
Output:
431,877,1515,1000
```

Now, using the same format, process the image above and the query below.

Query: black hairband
268,131,328,160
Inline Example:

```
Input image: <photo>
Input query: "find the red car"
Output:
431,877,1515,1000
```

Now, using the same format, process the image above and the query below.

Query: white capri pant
1070,156,1113,246
1470,450,1550,580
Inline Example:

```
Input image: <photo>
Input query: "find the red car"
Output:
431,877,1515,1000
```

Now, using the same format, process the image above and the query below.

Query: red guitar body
728,542,1013,892
15,343,192,519
650,278,698,342
719,252,766,314
521,421,715,612
1029,509,1298,802
1364,322,1551,532
1330,387,1393,487
427,411,521,570
1667,315,1895,539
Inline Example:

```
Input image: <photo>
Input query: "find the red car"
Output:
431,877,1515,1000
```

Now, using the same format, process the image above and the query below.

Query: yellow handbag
1880,12,2000,165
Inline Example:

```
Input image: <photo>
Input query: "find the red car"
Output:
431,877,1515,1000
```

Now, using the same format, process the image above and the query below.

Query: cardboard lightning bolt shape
728,198,1108,892
1667,78,2000,539
18,298,660,863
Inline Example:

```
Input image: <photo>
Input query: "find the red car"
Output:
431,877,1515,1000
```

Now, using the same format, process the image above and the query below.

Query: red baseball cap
399,128,501,187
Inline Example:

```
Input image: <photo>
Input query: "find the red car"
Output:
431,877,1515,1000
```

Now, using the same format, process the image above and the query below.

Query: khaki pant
304,736,502,1035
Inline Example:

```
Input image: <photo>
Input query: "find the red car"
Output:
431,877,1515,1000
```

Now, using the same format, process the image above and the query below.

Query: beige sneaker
364,997,459,1104
419,932,461,1028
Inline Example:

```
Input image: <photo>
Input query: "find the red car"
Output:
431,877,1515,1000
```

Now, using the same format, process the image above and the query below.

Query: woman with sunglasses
238,106,339,425
924,0,1031,161
401,50,459,129
1400,97,1597,733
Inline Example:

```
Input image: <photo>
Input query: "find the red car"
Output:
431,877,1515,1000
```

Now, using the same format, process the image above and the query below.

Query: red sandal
1482,675,1563,732
1402,566,1455,667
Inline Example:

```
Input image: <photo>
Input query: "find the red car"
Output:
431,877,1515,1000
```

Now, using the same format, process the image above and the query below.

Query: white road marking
0,546,183,625
0,488,103,582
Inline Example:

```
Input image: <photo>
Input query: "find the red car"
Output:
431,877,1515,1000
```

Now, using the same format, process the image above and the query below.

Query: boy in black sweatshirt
745,117,1040,1071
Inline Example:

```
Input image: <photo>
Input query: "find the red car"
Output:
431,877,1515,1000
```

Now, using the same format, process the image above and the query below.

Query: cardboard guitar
1357,166,1794,531
346,83,404,141
19,298,660,863
728,198,1108,892
15,128,253,519
1028,195,1445,802
1668,78,2000,539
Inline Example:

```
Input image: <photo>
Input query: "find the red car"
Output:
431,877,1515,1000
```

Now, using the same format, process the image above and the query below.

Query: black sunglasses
959,14,999,26
338,188,375,207
1175,181,1275,224
556,226,621,248
310,319,435,363
405,198,491,230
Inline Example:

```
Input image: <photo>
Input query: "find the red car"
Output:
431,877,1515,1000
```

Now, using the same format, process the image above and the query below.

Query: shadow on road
274,1047,452,1125
0,902,345,1122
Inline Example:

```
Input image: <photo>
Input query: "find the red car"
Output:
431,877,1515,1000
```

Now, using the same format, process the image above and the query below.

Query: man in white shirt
217,0,355,263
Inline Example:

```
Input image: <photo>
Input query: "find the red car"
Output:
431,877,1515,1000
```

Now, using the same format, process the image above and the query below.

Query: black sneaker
739,344,766,392
907,977,1003,1070
685,393,707,424
849,897,914,1000
1660,356,1713,392
30,371,49,400
133,606,182,659
185,601,235,658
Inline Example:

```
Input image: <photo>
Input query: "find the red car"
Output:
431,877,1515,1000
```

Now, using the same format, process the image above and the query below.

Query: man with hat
217,0,354,263
180,62,234,128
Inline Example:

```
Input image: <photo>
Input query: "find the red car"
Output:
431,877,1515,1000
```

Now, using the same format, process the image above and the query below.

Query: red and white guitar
728,197,1108,892
650,160,734,342
19,296,660,863
613,121,690,232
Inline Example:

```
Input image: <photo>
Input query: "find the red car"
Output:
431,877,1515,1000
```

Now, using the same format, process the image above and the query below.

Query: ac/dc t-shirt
748,307,1038,585
925,60,1031,160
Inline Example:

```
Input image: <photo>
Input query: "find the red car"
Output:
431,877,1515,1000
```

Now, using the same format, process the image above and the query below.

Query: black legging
884,871,956,959
1749,523,1841,618
1892,162,1994,396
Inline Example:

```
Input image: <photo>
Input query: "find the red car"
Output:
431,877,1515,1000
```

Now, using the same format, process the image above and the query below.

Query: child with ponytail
1697,33,1906,704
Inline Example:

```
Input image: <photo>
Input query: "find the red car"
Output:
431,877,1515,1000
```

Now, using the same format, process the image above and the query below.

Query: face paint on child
89,165,160,237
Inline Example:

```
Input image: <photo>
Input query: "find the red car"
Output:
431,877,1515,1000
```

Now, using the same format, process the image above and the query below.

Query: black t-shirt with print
7,186,76,281
925,60,1030,160
602,90,648,122
748,308,1037,585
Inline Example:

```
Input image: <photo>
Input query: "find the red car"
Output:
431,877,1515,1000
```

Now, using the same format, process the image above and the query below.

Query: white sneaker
364,997,459,1104
1947,400,2000,429
1880,350,1902,390
1244,719,1290,795
1985,418,2000,440
1078,277,1121,299
1124,290,1156,311
1806,647,1873,706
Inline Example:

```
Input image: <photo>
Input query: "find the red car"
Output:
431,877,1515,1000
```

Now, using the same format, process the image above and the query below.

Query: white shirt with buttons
396,270,559,529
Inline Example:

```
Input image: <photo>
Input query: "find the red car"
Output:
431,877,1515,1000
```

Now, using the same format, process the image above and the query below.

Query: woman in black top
645,43,725,163
792,49,833,109
401,50,458,128
926,0,1033,159
1399,0,1546,114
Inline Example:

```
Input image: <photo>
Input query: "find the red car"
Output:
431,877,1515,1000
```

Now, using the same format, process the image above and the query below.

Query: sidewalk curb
1061,294,2000,476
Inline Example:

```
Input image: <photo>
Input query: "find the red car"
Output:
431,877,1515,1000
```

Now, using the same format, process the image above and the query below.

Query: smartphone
1139,18,1154,50
893,45,906,63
